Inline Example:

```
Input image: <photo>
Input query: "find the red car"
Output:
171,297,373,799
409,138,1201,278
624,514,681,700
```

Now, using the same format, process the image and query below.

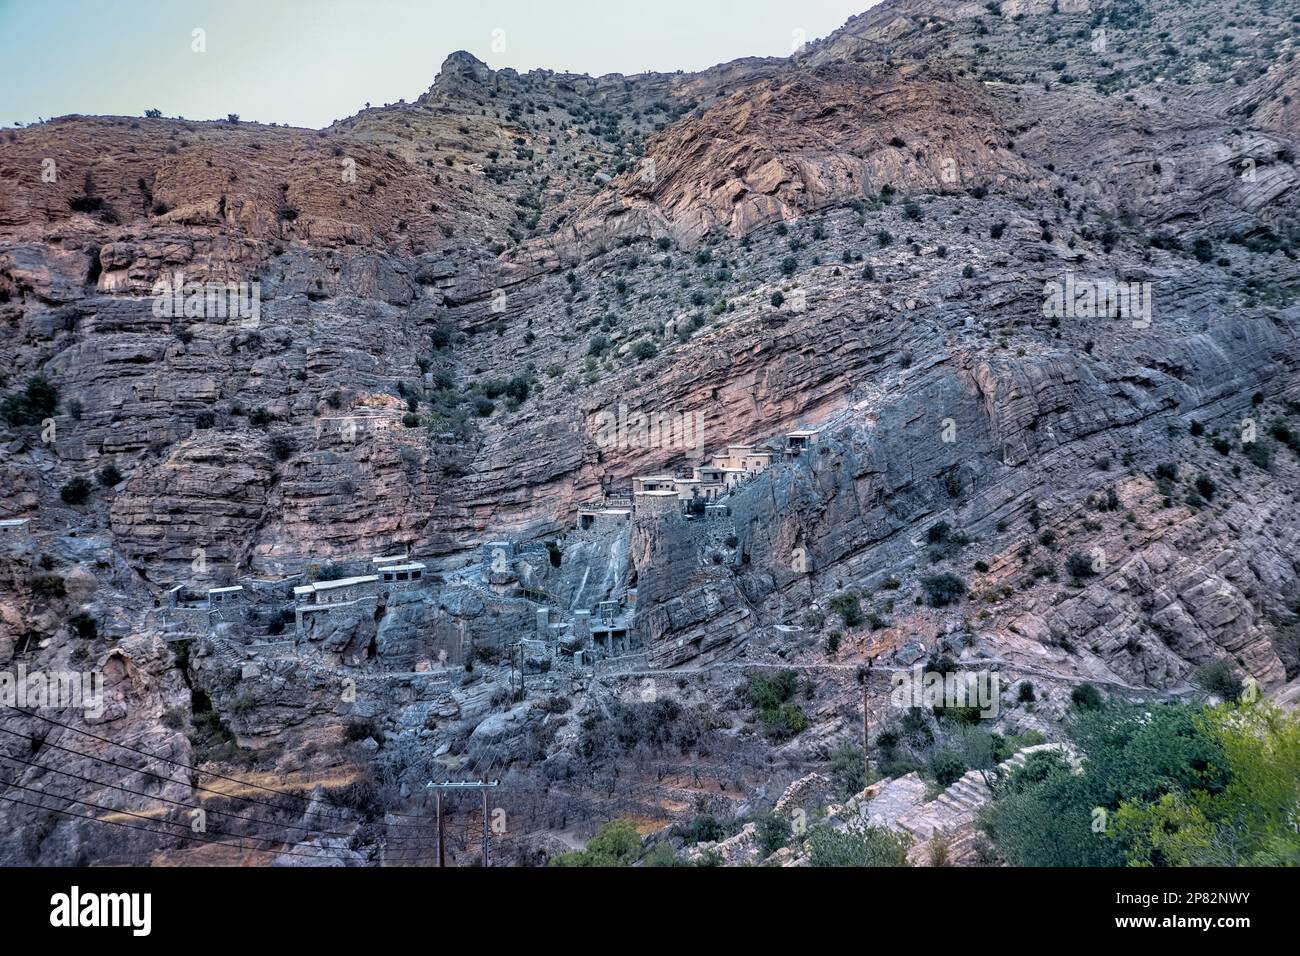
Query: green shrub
551,819,642,867
32,575,66,598
68,612,97,639
1194,659,1243,701
755,811,793,856
743,669,799,711
828,592,863,628
641,842,685,867
929,748,968,788
830,744,867,800
921,572,966,607
344,718,379,742
60,478,92,505
689,813,726,843
761,702,808,740
1,375,58,426
808,823,910,867
1070,683,1103,710
269,434,296,461
1065,551,1095,580
1243,440,1272,470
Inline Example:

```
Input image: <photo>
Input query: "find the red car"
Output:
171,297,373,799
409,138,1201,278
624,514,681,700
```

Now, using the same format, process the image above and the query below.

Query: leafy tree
982,702,1231,866
1110,702,1300,866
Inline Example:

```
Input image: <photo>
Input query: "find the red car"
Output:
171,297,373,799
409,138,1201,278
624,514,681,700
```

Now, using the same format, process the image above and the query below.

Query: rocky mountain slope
1,0,1297,865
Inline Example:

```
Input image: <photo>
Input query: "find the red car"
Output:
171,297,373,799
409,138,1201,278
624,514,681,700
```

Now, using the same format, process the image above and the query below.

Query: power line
0,789,431,863
0,749,419,847
0,780,370,862
0,705,437,826
0,722,434,834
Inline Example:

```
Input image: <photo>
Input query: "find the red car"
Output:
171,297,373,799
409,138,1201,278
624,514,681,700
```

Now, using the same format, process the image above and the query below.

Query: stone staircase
870,743,1069,842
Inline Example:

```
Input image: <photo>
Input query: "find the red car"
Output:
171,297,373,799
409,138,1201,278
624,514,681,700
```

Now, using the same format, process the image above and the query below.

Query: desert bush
828,592,863,627
1,375,58,426
60,478,92,505
921,572,966,606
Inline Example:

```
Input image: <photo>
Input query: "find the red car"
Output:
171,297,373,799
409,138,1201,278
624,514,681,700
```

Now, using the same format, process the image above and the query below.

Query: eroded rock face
1,0,1298,864
612,63,1047,243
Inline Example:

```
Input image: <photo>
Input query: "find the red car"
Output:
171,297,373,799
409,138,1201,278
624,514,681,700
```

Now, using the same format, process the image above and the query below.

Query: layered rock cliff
1,0,1297,864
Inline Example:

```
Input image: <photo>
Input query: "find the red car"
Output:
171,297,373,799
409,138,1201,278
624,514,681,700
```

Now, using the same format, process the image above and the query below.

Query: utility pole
509,641,525,698
862,685,870,760
435,789,444,867
427,779,501,867
863,656,875,778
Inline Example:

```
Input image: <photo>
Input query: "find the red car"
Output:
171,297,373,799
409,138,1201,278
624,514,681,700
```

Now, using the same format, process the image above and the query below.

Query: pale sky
0,0,880,129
